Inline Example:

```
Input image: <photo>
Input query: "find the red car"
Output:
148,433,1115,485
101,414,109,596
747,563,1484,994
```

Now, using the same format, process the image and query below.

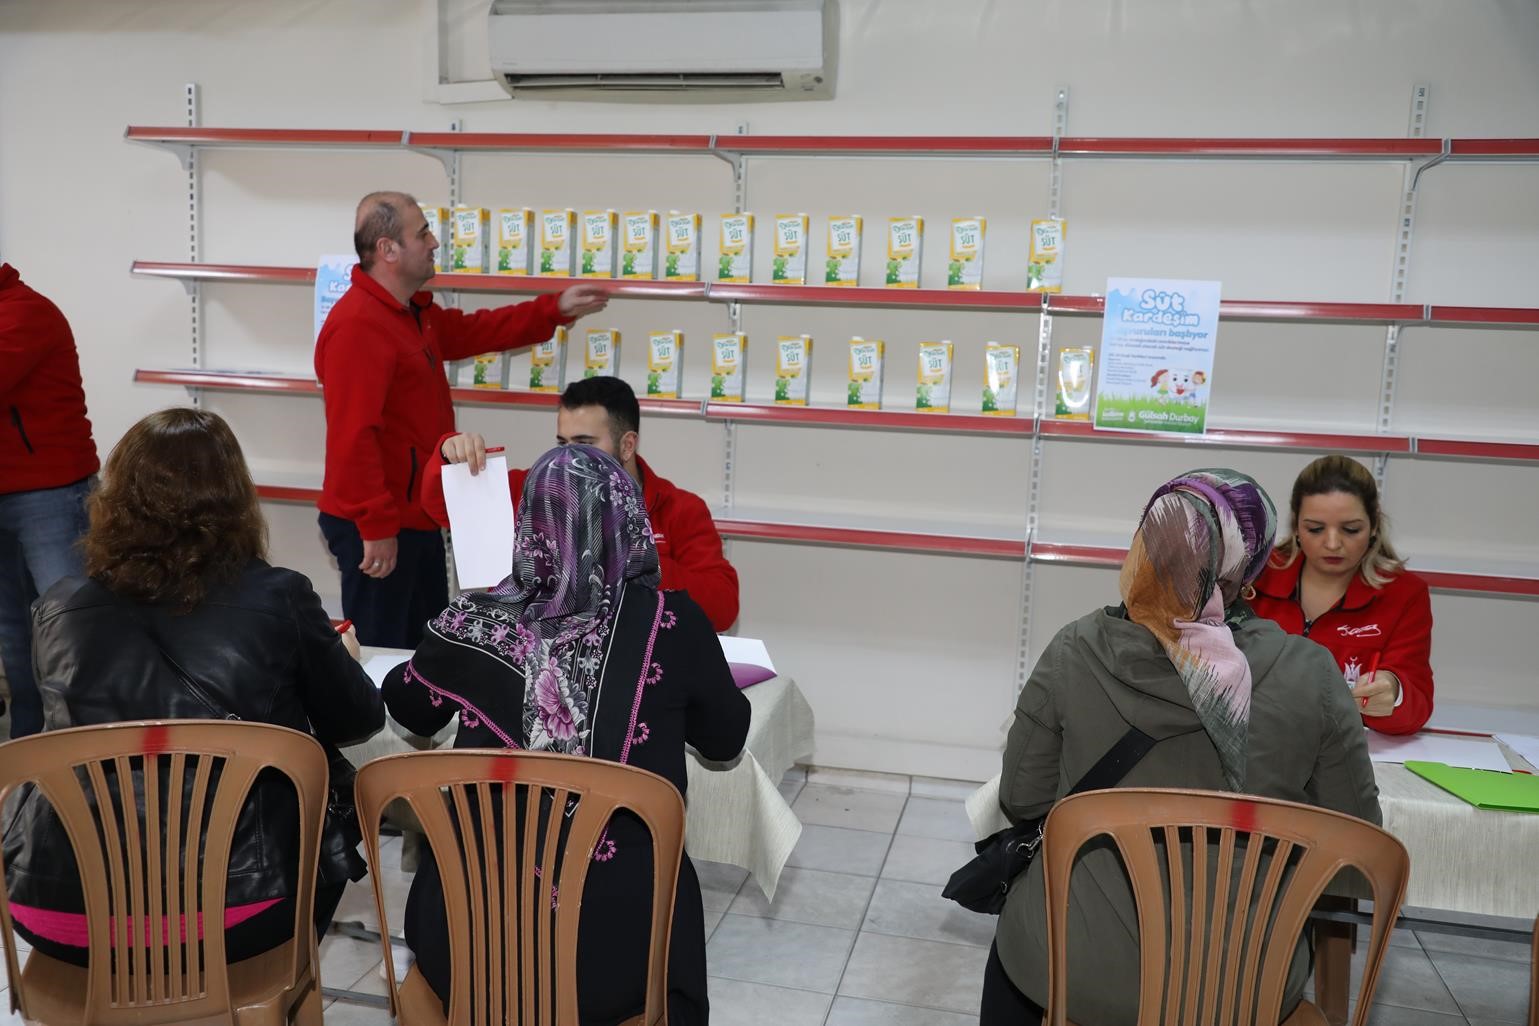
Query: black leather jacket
3,561,384,916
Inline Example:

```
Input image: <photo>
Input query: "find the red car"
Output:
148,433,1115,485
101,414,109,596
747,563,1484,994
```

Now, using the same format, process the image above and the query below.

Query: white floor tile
895,797,977,843
861,879,996,948
805,767,910,794
706,914,856,994
826,995,980,1026
707,977,833,1026
696,859,750,912
793,785,907,834
729,866,877,930
881,834,976,887
785,824,893,877
838,932,989,1015
909,776,986,802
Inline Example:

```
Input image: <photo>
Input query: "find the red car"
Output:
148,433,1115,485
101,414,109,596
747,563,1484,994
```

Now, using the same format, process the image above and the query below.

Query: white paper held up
442,455,515,590
1365,730,1512,773
1495,733,1539,773
718,635,775,674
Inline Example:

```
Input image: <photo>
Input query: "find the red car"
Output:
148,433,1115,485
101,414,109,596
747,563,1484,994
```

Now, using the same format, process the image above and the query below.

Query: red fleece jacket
0,264,98,494
1250,553,1434,735
314,268,567,539
421,439,740,631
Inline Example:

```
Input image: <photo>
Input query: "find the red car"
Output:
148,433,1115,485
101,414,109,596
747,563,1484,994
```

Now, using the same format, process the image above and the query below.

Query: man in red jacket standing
0,262,99,737
423,376,740,631
316,192,607,647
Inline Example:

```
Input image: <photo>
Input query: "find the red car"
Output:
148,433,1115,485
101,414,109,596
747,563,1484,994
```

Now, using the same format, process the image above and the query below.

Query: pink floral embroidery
535,658,578,741
645,662,663,686
659,610,678,630
631,722,650,746
592,837,617,862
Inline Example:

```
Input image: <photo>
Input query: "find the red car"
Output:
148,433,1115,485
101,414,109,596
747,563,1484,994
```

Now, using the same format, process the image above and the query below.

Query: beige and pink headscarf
1119,469,1277,790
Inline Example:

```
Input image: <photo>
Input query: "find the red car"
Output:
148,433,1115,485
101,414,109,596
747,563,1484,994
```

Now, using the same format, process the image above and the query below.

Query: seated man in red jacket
422,376,739,631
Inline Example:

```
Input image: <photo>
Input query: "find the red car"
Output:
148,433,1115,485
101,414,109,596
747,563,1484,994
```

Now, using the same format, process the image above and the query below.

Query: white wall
2,0,1536,781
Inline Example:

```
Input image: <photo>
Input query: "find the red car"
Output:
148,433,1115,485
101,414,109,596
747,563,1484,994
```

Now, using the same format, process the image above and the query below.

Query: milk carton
496,208,533,275
622,211,658,279
774,335,813,406
886,217,924,288
846,338,884,409
710,333,747,402
1027,218,1066,293
1055,346,1094,420
772,214,809,285
916,341,954,413
949,217,985,290
580,210,618,278
584,329,620,378
826,216,862,286
539,209,576,277
718,213,754,283
982,343,1021,416
646,331,684,399
664,212,701,281
453,353,507,390
450,207,490,273
420,205,451,274
529,326,567,393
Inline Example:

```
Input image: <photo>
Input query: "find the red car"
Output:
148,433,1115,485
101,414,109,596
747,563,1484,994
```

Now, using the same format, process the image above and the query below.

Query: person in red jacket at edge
316,192,608,648
423,376,740,632
1247,454,1433,734
0,261,99,738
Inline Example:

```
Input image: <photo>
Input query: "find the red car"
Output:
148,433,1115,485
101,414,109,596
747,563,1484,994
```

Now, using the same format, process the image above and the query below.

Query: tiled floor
0,769,1532,1024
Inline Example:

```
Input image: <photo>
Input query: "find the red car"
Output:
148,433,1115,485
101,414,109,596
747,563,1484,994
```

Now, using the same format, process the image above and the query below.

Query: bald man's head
354,191,418,270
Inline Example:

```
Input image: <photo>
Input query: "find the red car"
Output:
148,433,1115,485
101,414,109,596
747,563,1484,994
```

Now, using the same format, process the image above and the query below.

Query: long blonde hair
1270,455,1404,588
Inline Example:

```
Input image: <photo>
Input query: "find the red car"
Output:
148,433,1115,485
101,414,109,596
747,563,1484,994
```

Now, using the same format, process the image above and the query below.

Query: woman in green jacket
985,468,1381,1025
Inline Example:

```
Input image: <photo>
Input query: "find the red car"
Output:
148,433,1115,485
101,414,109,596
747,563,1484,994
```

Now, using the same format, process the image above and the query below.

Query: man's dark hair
561,376,641,440
353,192,414,270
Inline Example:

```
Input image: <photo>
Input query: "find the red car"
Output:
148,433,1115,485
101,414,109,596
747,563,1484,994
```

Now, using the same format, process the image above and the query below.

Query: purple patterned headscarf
1118,468,1277,790
433,444,658,754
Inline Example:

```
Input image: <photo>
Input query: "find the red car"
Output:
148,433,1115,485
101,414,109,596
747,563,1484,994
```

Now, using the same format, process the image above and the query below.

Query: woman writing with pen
1247,455,1434,734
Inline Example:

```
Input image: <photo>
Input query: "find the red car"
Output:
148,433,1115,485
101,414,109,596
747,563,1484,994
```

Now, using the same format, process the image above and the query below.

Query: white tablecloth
344,650,813,900
965,742,1539,919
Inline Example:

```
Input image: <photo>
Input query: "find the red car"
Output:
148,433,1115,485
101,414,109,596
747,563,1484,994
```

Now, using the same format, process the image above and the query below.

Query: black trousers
319,513,449,649
980,941,1045,1026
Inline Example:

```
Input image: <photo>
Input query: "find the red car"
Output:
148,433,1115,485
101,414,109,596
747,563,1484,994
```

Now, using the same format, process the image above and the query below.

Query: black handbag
942,726,1156,914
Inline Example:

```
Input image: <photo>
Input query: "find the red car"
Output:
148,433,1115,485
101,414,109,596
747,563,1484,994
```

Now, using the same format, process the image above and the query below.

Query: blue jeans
0,476,94,737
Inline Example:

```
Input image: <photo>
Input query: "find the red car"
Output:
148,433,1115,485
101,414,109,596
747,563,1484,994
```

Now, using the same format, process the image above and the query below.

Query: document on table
1495,733,1539,772
442,455,515,590
362,653,405,689
1366,730,1512,773
719,635,775,674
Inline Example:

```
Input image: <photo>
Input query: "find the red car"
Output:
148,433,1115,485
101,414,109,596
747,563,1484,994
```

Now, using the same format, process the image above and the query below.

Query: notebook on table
1404,760,1539,813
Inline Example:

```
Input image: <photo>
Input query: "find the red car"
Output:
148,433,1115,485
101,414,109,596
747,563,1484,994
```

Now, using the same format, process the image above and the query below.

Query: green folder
1405,760,1539,813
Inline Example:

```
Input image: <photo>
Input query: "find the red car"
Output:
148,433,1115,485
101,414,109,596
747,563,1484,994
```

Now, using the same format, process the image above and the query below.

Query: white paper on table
718,635,775,674
1365,730,1512,773
442,455,515,590
1495,733,1539,772
362,654,404,689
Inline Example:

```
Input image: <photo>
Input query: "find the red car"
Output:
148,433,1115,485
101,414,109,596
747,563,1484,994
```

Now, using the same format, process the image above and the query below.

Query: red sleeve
421,438,526,531
434,293,571,362
0,294,63,393
657,490,739,632
1365,575,1434,735
317,318,399,540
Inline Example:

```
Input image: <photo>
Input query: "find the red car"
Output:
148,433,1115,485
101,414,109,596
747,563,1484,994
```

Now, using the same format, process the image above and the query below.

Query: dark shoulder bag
942,726,1156,914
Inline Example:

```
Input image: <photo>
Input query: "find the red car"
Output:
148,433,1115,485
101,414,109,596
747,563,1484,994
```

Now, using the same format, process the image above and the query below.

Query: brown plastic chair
1040,787,1410,1026
355,748,687,1026
0,719,329,1026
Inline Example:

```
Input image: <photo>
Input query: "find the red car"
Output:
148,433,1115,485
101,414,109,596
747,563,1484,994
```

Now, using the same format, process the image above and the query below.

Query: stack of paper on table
1365,730,1511,773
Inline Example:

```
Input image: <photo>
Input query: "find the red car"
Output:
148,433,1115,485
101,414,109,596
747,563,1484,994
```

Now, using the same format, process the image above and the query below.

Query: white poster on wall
1093,277,1221,435
314,254,358,341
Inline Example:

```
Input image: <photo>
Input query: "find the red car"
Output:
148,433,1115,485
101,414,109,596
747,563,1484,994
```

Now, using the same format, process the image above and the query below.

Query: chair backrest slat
357,750,687,1026
1042,788,1410,1026
163,752,186,1001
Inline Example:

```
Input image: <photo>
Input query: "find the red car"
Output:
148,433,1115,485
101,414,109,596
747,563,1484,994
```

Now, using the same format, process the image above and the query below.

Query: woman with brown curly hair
2,407,384,965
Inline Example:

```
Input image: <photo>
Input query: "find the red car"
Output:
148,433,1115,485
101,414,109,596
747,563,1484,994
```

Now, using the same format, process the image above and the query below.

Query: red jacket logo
1337,624,1382,638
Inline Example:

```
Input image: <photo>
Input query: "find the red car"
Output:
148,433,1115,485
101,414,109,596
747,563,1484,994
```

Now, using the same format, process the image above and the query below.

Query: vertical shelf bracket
720,124,749,520
1375,83,1429,485
185,83,204,408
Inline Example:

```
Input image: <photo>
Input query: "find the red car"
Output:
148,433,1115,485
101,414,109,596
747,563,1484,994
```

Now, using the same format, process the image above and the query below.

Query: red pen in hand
335,619,353,635
1360,652,1380,710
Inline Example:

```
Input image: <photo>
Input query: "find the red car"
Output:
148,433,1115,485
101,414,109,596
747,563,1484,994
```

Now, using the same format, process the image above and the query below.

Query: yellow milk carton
710,333,747,402
949,217,986,290
495,208,533,275
847,338,884,409
420,205,451,274
772,214,809,285
646,331,684,399
621,211,658,280
584,329,620,378
580,210,618,278
916,341,954,413
718,213,754,283
886,217,924,288
452,353,507,389
529,326,567,393
539,209,576,277
982,343,1021,416
451,206,490,273
1055,346,1094,420
826,216,863,286
774,335,813,406
1027,218,1066,293
664,212,701,281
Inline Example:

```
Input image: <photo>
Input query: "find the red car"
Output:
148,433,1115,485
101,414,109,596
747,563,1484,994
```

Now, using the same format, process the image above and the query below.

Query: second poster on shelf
1093,277,1220,435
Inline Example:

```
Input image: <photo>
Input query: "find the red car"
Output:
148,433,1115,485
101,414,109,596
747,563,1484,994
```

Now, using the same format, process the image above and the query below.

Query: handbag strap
1064,726,1157,797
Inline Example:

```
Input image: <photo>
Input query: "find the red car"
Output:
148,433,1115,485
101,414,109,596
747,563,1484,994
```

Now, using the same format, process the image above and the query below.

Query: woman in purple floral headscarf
384,444,749,1026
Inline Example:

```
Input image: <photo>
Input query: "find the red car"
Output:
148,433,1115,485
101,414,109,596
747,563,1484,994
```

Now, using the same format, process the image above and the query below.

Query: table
344,649,814,900
965,744,1539,1024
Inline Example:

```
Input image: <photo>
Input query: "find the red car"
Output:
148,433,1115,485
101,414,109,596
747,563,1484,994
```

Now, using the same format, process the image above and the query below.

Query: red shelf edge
709,282,1044,311
1056,137,1442,157
1039,420,1413,454
706,402,1035,435
720,135,1054,155
1415,438,1539,462
134,369,320,394
408,131,714,152
1418,571,1539,598
126,126,404,147
1048,294,1425,322
1427,306,1539,326
1447,139,1539,158
715,518,1025,559
132,261,317,284
255,484,322,504
1028,541,1128,568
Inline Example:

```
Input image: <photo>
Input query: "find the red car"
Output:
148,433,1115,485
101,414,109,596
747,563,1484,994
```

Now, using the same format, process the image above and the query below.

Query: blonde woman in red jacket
1248,455,1433,734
